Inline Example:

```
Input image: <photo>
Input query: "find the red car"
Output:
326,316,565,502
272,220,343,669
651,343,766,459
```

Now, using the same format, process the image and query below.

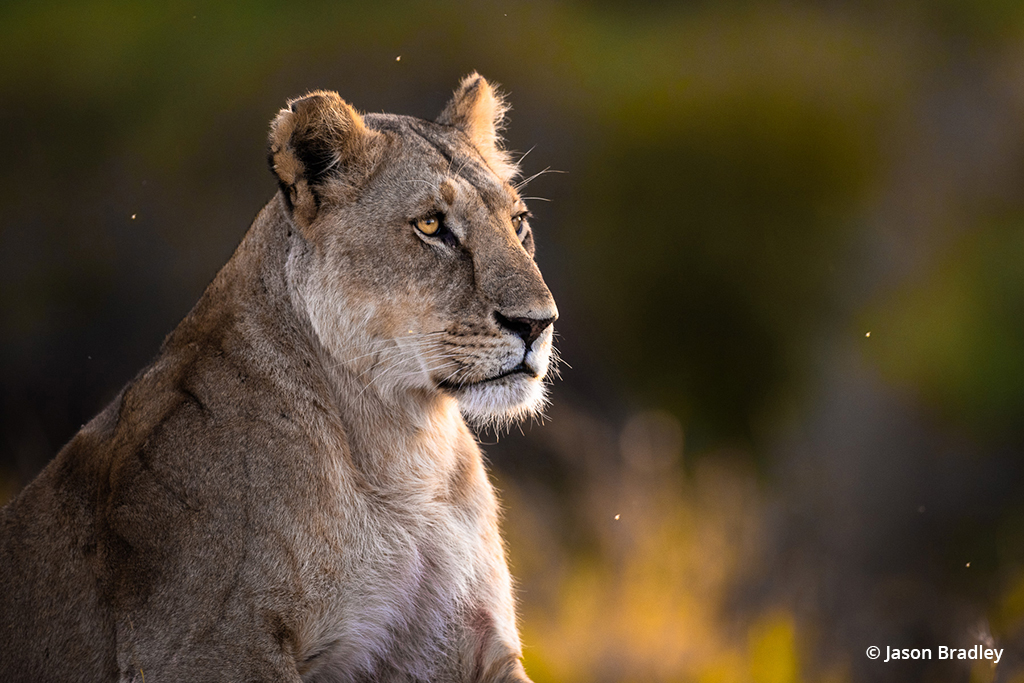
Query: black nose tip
494,311,556,349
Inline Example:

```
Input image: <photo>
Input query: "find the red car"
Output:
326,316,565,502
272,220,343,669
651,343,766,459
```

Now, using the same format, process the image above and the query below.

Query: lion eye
415,216,441,235
511,213,528,238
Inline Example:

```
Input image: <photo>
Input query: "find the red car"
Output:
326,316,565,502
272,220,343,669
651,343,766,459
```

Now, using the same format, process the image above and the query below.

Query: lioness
0,74,557,683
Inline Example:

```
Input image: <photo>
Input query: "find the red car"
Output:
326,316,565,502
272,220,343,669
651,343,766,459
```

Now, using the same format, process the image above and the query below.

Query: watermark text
866,645,1002,663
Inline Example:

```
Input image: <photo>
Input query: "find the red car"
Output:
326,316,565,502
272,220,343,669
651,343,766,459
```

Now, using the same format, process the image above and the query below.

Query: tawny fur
436,73,517,182
0,74,556,683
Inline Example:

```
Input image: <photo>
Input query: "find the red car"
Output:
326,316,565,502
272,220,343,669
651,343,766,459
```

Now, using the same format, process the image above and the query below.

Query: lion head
267,74,558,426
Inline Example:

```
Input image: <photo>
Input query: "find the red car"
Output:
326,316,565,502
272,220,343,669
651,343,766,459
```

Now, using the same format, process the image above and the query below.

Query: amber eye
415,216,441,235
511,212,530,239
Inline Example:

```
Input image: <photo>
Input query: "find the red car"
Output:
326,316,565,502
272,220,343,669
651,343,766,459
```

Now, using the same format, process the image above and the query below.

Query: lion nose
494,311,556,349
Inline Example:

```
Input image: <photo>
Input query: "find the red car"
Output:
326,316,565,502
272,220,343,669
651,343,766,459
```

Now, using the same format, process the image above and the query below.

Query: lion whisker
513,167,566,192
515,145,536,167
330,334,448,368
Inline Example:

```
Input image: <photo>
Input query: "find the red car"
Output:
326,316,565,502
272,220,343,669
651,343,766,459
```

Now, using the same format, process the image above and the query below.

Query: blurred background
3,1,1024,681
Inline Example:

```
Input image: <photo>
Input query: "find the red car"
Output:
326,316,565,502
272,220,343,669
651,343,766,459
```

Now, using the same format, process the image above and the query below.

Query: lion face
269,75,558,424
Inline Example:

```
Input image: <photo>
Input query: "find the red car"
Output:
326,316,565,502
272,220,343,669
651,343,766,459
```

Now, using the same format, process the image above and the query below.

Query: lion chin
452,373,550,428
439,327,556,428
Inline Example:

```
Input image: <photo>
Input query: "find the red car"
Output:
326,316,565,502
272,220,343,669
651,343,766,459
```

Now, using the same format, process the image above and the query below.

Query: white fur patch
453,326,555,430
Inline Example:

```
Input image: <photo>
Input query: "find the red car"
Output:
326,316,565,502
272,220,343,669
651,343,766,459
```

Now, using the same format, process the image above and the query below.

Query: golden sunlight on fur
437,72,518,182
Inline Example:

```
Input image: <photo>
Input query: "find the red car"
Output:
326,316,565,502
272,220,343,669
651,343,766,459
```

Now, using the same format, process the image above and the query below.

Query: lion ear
436,73,517,181
268,90,377,227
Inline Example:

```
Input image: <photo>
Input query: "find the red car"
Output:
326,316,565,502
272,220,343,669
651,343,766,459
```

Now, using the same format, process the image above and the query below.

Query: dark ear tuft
268,90,376,227
436,73,517,182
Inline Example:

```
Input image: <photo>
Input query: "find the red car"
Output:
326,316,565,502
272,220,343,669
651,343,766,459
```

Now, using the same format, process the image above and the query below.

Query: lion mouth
438,362,536,391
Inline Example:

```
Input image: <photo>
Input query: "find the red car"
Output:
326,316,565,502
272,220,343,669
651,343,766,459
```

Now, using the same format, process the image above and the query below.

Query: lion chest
293,454,491,682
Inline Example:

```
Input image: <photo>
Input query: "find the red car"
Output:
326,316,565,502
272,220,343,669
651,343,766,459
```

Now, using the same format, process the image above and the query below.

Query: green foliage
567,8,902,445
866,223,1024,439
